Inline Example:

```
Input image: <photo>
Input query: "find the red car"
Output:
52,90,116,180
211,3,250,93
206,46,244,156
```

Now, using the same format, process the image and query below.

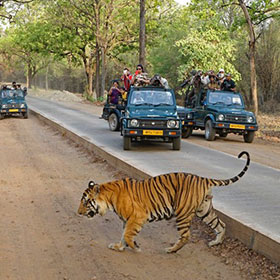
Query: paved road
27,96,280,243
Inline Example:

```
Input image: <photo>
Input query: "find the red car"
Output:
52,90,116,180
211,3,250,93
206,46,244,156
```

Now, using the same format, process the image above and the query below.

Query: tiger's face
78,181,100,218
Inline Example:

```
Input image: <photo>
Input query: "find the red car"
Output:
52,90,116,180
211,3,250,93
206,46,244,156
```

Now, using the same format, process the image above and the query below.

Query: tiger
78,151,250,253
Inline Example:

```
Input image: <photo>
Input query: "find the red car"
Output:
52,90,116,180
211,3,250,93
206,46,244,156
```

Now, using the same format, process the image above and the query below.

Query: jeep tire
108,113,120,131
172,137,181,150
182,127,193,138
243,131,255,143
205,120,216,141
123,136,131,150
0,114,4,120
22,111,29,119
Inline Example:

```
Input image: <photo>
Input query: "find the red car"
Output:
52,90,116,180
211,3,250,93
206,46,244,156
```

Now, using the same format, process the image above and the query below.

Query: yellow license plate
9,109,19,112
143,130,163,136
230,124,245,129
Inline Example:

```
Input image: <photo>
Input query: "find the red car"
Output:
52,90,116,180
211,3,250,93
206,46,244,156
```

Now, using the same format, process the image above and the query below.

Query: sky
174,0,189,5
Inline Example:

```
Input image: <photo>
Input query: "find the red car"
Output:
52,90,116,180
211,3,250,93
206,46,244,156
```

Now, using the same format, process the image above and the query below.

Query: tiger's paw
165,246,177,254
208,232,225,247
108,242,125,252
208,237,225,247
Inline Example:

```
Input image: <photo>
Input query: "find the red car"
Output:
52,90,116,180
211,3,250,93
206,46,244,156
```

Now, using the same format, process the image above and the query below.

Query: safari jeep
121,86,181,150
191,89,258,143
0,87,28,119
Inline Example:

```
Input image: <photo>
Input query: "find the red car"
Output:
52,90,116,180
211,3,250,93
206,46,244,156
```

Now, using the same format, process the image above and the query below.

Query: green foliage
148,0,240,88
176,27,240,81
0,0,279,111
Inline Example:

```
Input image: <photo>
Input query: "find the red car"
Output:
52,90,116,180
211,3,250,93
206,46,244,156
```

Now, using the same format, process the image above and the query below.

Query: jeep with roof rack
189,89,258,143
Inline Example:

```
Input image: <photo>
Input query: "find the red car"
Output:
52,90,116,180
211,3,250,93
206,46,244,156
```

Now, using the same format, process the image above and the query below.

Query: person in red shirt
121,68,132,92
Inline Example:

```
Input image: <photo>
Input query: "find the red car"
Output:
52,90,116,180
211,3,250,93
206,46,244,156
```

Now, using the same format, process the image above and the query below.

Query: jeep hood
127,106,177,118
207,106,253,116
2,97,26,104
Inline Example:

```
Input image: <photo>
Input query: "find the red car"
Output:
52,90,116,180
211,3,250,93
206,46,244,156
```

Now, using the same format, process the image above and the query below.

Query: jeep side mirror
23,87,28,96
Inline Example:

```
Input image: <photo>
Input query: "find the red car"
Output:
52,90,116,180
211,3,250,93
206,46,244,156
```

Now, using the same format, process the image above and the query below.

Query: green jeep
0,88,28,119
121,86,181,150
191,90,258,143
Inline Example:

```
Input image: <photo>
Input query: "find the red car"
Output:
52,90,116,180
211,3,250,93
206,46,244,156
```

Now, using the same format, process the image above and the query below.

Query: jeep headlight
247,116,254,123
129,119,139,127
217,114,225,121
20,103,26,108
2,104,7,108
167,120,179,128
186,113,193,119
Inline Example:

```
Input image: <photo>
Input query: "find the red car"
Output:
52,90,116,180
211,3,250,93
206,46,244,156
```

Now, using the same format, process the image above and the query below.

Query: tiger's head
78,181,102,218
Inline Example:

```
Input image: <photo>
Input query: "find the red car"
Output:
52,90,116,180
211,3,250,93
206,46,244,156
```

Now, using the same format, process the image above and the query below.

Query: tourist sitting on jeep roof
131,64,150,87
221,73,236,92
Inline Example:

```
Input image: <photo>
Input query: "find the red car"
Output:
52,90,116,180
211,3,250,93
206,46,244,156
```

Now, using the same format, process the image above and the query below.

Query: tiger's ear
88,181,100,194
206,194,213,199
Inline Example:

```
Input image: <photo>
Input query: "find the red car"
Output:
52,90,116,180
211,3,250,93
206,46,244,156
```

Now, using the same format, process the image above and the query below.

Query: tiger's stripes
78,151,250,253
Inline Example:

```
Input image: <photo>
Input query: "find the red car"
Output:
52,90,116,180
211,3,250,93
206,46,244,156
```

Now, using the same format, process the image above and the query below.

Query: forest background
0,0,279,114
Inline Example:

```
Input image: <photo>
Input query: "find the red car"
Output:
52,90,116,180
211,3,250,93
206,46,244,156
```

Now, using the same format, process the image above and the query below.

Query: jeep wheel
0,114,4,120
205,120,216,141
123,136,131,150
172,137,181,150
22,111,29,119
243,131,255,143
108,113,120,131
182,127,193,138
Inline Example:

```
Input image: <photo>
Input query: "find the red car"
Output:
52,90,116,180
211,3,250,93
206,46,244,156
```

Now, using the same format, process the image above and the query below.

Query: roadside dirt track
1,115,279,280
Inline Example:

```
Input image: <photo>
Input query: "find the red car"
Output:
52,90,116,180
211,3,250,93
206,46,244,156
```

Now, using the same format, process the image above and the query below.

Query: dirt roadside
1,115,279,279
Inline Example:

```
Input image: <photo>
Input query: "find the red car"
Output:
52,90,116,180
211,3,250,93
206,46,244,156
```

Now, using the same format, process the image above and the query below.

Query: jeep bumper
1,108,27,114
182,120,195,127
123,128,181,138
213,122,258,131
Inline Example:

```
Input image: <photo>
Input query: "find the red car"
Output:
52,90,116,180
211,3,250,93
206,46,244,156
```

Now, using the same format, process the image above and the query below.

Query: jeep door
194,91,207,127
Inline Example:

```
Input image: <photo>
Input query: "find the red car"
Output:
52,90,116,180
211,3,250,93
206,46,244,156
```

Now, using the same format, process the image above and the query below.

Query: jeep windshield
130,90,175,106
208,91,243,107
0,89,24,98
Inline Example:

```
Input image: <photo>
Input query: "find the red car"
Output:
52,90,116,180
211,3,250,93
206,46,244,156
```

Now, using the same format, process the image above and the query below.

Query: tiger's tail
209,151,250,187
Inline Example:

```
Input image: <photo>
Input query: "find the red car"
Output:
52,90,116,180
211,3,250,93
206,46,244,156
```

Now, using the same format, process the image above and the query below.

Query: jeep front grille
7,103,19,109
139,120,166,128
225,114,247,122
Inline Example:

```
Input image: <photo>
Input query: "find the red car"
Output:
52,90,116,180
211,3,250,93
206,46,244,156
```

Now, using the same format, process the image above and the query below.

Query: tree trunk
139,0,146,68
239,0,258,116
88,68,94,98
26,64,32,89
95,42,101,98
45,64,49,91
100,47,107,98
249,43,258,114
82,51,96,99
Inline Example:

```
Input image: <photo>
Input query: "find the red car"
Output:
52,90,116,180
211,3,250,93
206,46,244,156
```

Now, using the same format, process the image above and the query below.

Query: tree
220,0,280,115
40,0,137,98
139,0,146,68
0,20,55,88
0,0,33,21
